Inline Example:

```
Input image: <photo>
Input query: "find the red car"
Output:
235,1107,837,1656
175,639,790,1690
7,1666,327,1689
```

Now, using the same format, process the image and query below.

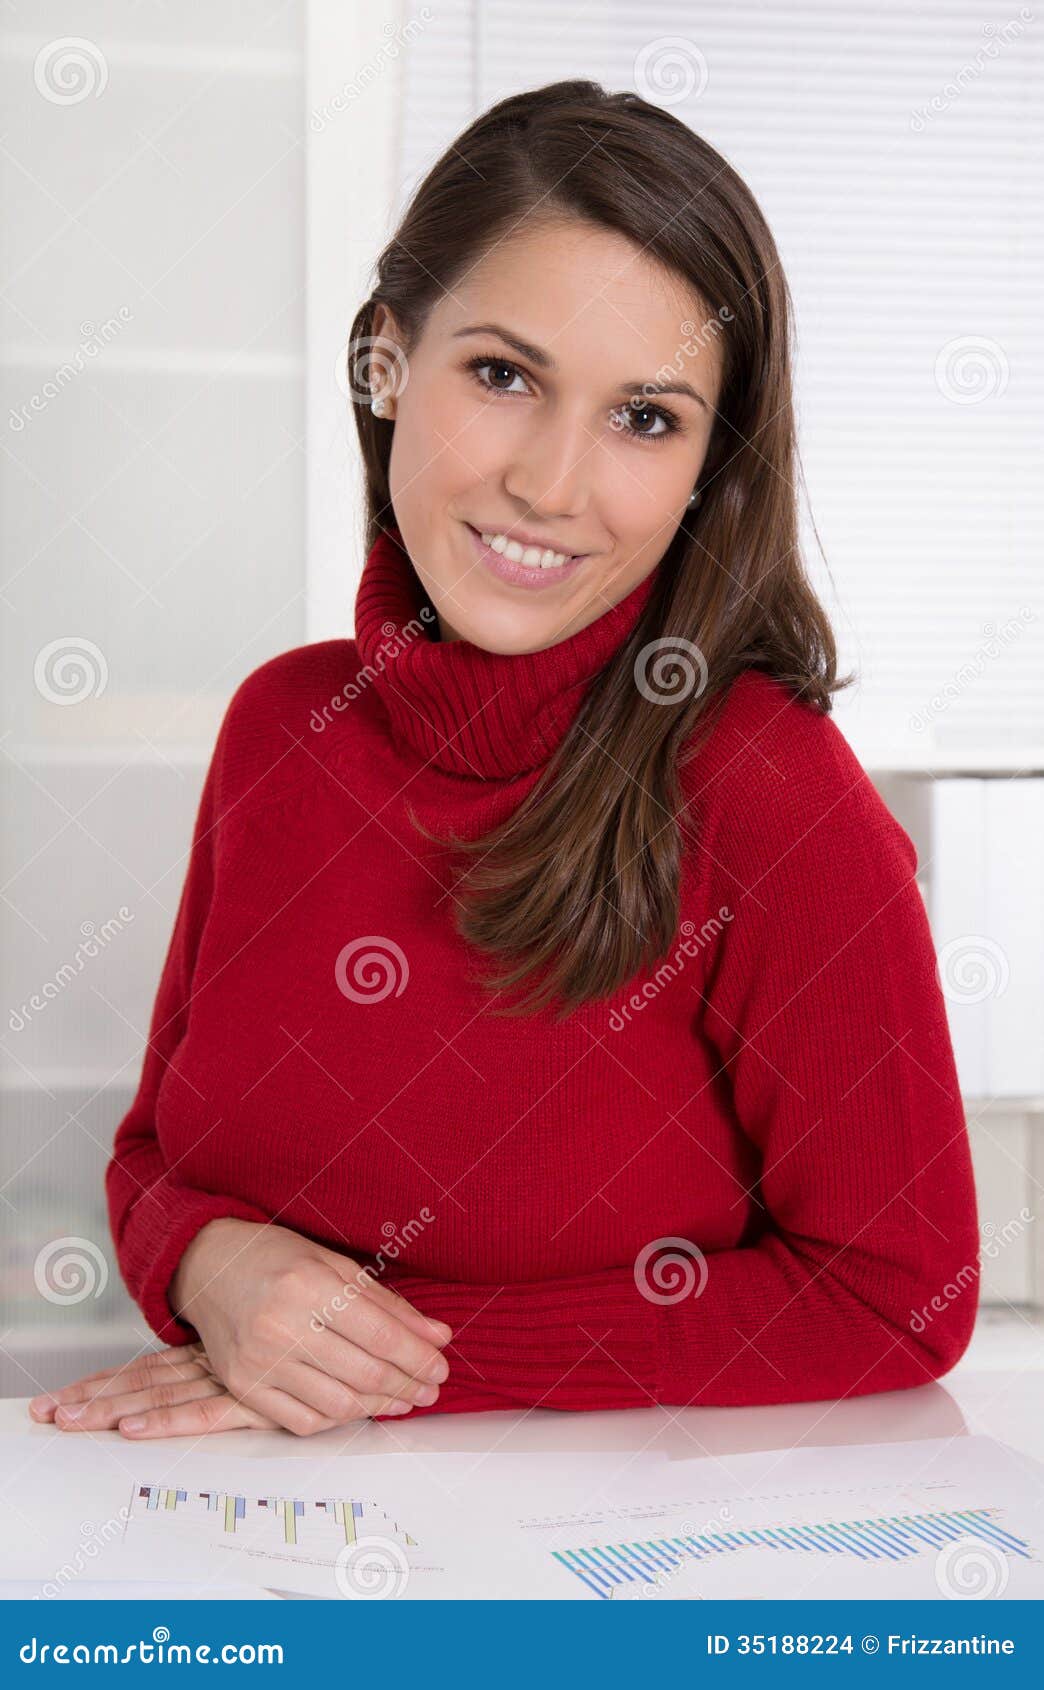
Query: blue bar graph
551,1506,1035,1599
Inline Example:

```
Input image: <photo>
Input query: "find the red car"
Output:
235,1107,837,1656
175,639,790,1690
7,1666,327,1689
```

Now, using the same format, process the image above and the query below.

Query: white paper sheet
3,1431,1037,1601
0,1581,279,1601
0,1435,649,1600
483,1434,1044,1601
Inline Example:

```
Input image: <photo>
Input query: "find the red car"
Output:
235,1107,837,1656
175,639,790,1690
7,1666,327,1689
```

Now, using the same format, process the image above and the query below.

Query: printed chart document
482,1434,1044,1601
0,1432,1038,1600
0,1437,649,1600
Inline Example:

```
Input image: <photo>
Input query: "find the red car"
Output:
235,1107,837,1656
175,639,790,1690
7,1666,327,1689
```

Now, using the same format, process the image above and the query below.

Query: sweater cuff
382,1268,666,1409
117,1182,271,1347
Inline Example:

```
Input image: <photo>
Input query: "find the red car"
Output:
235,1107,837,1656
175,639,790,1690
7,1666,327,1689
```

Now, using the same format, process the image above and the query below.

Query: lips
463,522,588,589
467,523,586,562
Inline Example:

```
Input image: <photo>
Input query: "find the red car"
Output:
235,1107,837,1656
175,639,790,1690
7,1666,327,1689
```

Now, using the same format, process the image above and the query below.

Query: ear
371,302,402,349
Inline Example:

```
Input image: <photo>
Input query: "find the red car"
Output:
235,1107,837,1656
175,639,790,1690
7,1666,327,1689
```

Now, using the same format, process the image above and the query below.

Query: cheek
394,385,500,493
601,453,692,530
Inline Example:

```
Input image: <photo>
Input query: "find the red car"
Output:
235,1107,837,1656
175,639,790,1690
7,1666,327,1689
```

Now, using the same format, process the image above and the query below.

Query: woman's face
371,217,724,650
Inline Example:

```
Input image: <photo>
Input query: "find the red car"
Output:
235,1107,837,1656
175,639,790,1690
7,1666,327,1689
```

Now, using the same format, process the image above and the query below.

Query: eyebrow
451,321,710,411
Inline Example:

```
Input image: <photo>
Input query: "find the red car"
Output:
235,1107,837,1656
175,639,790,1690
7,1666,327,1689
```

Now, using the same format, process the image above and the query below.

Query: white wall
1,0,1040,1393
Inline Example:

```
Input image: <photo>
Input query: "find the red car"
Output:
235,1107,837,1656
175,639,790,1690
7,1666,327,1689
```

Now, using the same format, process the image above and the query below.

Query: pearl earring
688,486,701,508
371,394,388,417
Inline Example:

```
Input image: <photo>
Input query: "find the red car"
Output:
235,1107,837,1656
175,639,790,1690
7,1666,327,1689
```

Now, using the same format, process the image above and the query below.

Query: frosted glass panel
0,2,307,1381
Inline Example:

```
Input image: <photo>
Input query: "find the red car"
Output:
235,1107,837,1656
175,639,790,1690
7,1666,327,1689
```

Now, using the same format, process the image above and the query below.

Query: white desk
2,1345,1042,1600
3,1361,1042,1466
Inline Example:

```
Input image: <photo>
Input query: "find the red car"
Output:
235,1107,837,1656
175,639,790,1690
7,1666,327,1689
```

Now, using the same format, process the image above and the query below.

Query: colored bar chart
314,1498,408,1546
138,1485,187,1512
551,1506,1035,1599
133,1485,417,1552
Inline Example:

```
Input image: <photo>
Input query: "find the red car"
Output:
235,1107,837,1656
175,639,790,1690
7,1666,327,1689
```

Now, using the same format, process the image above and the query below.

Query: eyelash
462,353,682,446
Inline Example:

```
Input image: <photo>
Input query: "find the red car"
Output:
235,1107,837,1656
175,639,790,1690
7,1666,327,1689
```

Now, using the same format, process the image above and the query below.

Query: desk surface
3,1358,1042,1468
3,1354,1042,1602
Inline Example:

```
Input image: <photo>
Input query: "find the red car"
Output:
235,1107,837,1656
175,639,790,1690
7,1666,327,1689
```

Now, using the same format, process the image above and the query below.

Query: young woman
31,80,979,1441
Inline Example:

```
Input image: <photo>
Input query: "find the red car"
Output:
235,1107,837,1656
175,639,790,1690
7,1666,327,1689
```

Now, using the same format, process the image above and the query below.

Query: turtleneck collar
353,525,658,780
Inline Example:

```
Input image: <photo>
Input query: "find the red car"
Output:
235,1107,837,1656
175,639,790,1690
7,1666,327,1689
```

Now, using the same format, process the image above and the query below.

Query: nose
503,406,592,520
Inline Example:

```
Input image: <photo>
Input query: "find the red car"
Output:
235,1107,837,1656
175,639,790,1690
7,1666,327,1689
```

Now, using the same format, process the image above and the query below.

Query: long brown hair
347,79,852,1020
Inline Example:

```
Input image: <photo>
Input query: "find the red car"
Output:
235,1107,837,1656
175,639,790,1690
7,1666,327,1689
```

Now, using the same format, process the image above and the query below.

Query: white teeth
479,531,573,568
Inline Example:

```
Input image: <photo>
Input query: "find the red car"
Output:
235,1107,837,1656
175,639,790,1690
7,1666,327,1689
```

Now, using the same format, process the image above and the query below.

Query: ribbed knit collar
353,525,658,780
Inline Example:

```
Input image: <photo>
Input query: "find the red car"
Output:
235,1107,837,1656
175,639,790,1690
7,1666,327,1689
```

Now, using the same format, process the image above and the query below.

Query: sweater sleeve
105,698,271,1347
377,707,981,1417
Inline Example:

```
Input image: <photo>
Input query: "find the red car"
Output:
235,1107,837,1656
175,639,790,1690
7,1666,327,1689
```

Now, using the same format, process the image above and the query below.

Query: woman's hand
28,1341,418,1438
153,1217,453,1437
29,1343,275,1435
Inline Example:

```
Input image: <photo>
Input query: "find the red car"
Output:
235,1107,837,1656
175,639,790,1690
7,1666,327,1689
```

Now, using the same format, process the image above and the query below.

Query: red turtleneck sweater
106,527,980,1416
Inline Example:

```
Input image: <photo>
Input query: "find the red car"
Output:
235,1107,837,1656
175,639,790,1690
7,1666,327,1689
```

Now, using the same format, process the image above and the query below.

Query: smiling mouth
465,523,586,571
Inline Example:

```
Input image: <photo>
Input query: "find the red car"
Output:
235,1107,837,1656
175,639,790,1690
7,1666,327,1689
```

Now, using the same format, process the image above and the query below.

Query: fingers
115,1391,280,1439
45,1362,417,1439
261,1354,439,1423
355,1276,453,1344
311,1246,452,1344
29,1346,208,1422
302,1322,448,1414
173,1338,420,1433
53,1376,227,1432
77,1344,205,1382
39,1356,211,1413
112,1385,412,1440
317,1285,452,1392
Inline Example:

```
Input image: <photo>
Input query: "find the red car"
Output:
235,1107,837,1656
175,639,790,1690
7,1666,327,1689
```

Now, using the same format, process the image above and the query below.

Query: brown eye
464,354,529,397
612,400,681,445
629,405,660,434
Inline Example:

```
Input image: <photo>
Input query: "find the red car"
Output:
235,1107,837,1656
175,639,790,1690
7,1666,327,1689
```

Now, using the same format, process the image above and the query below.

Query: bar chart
132,1483,417,1552
551,1505,1035,1599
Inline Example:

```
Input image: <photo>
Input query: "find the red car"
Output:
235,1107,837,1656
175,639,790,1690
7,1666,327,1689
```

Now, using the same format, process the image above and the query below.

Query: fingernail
415,1384,439,1406
56,1405,85,1421
388,1400,412,1414
428,1319,452,1340
29,1395,57,1417
427,1357,449,1383
120,1416,146,1432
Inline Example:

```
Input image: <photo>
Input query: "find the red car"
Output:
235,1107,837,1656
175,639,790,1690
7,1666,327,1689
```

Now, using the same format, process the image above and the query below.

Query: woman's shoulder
679,666,917,879
205,637,378,817
222,637,367,728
